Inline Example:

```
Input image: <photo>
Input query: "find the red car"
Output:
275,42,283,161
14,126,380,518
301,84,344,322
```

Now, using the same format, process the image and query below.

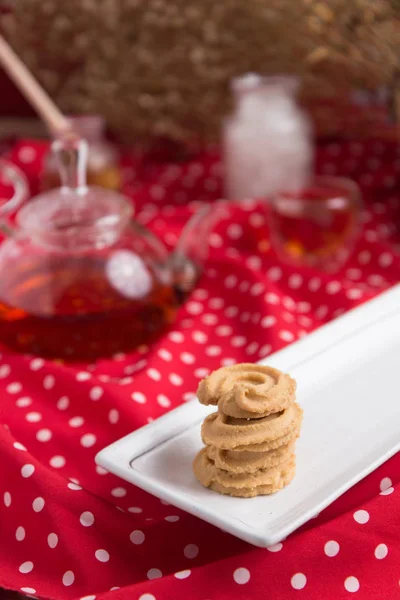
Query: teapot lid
17,185,133,235
17,136,132,235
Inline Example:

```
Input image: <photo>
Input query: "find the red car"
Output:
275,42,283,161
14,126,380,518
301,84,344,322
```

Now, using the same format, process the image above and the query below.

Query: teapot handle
170,202,228,294
0,159,29,235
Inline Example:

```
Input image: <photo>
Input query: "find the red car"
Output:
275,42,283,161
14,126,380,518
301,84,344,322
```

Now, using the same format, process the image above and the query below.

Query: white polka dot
108,409,119,424
62,570,75,586
279,330,294,342
80,511,95,527
225,306,239,318
165,515,179,522
69,416,85,428
21,464,35,478
57,396,70,410
233,568,250,585
168,331,184,343
225,275,238,289
344,576,360,593
186,301,203,315
240,312,251,324
96,466,108,476
289,274,303,289
316,305,328,319
7,382,22,394
184,544,199,559
205,346,222,357
324,540,340,557
132,391,146,404
32,497,45,512
16,397,32,408
194,368,209,378
246,342,259,355
239,280,250,293
192,330,208,344
16,526,25,541
0,364,10,378
367,274,386,287
130,530,145,544
138,595,156,600
147,568,162,580
158,348,172,361
4,491,11,507
95,549,110,562
216,326,233,337
18,146,37,163
13,442,27,451
43,375,55,390
380,486,394,496
346,268,362,280
291,573,307,590
48,533,58,548
157,394,171,408
111,487,127,498
89,387,103,401
180,352,195,365
261,315,276,328
231,336,246,348
36,428,52,442
374,543,388,559
380,477,392,492
170,373,183,386
68,482,82,490
147,368,161,381
19,561,34,574
25,411,42,423
80,596,96,600
267,543,283,552
326,281,341,294
346,288,363,300
202,313,218,326
208,297,224,310
50,455,66,468
21,589,36,595
378,253,393,268
227,224,243,240
76,371,91,382
174,569,191,579
80,433,97,448
353,509,369,524
128,506,143,514
30,358,44,371
308,277,321,292
268,267,282,281
259,344,272,357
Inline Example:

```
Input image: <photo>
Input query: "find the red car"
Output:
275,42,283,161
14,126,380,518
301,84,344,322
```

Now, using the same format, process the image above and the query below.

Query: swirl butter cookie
202,402,302,450
193,448,296,498
206,439,295,473
197,364,296,418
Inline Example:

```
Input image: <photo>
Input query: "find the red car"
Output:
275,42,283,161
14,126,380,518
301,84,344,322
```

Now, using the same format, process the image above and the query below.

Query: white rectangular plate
96,286,400,547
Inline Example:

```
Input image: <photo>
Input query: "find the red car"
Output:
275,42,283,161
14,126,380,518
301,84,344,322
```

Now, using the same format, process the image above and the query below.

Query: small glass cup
268,176,363,272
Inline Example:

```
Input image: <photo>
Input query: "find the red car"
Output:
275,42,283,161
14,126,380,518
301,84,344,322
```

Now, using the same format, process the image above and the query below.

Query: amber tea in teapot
0,137,213,360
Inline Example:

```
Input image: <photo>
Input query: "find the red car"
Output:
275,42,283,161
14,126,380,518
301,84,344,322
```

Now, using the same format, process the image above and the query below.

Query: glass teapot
0,137,215,360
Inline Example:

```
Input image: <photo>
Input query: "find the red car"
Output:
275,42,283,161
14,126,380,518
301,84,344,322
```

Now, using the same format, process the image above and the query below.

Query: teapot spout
169,203,225,295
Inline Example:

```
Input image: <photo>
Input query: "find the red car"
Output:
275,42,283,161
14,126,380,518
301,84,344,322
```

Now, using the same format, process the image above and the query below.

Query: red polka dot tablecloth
0,138,399,600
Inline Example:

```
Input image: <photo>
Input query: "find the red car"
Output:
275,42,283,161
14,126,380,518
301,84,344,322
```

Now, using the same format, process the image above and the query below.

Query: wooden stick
0,34,72,136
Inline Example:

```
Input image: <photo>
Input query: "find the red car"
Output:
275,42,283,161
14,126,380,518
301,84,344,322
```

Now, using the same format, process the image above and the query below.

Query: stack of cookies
193,363,303,498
